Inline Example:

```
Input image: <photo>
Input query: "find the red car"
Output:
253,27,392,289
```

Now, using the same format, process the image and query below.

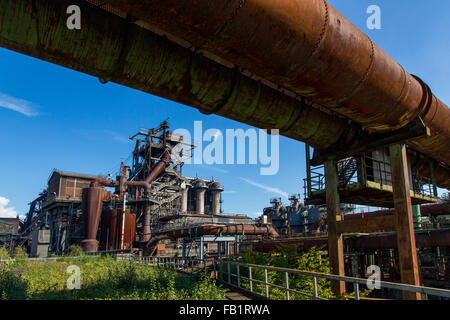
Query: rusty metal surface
324,159,346,296
152,223,279,239
144,223,279,255
341,202,449,219
0,0,448,187
102,0,450,166
420,202,450,217
0,0,362,152
128,151,170,242
100,208,136,251
389,144,421,299
336,215,396,234
256,229,450,252
100,209,118,251
352,229,450,250
81,187,112,252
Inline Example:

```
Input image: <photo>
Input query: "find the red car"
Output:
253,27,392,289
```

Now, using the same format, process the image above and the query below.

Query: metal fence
3,254,449,300
133,256,450,301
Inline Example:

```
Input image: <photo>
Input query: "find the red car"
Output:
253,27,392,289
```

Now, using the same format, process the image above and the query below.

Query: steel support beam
324,159,346,297
389,143,421,300
336,215,396,234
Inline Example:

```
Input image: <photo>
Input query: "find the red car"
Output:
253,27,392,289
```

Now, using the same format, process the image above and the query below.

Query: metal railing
131,256,450,300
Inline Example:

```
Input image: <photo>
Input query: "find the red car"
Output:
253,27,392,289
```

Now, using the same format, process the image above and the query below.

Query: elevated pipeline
0,0,448,188
144,223,279,255
101,0,450,167
255,229,450,252
0,0,359,152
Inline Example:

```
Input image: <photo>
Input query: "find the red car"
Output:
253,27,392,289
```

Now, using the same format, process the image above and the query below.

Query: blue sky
0,0,449,218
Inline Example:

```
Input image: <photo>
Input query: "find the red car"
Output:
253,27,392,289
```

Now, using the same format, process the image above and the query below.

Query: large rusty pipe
125,151,171,192
0,0,448,187
152,223,279,239
127,151,170,242
351,230,450,250
90,177,119,188
144,223,279,255
102,0,450,167
0,0,360,153
341,201,450,220
256,229,450,252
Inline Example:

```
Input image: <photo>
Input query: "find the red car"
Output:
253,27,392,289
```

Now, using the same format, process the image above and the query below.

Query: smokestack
180,179,190,213
193,179,207,214
209,181,223,215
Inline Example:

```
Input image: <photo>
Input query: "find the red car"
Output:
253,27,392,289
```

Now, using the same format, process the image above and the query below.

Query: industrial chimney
209,181,223,215
193,179,207,214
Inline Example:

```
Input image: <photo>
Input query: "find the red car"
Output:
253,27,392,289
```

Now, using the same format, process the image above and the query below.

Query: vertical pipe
412,205,421,228
389,143,421,300
211,191,221,215
142,203,151,242
181,188,188,213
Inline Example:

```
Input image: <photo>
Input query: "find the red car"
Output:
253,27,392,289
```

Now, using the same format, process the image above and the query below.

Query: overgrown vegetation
0,253,226,300
0,246,10,260
226,245,337,300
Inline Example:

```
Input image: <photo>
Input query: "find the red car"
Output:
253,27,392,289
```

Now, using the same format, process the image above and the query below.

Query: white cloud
239,177,289,199
0,196,18,218
0,93,39,117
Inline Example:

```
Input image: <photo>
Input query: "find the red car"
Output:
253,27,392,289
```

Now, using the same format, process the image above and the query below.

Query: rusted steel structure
20,123,276,256
0,0,448,190
304,146,440,208
99,0,450,166
145,223,279,255
255,229,450,252
81,187,114,252
18,171,99,256
1,0,449,299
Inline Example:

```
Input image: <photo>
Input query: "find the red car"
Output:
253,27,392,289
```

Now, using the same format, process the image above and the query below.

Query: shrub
229,245,335,300
13,246,28,259
67,245,84,257
0,246,10,259
0,255,226,300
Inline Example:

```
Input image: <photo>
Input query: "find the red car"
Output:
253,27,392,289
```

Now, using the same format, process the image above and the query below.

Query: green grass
0,255,226,300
